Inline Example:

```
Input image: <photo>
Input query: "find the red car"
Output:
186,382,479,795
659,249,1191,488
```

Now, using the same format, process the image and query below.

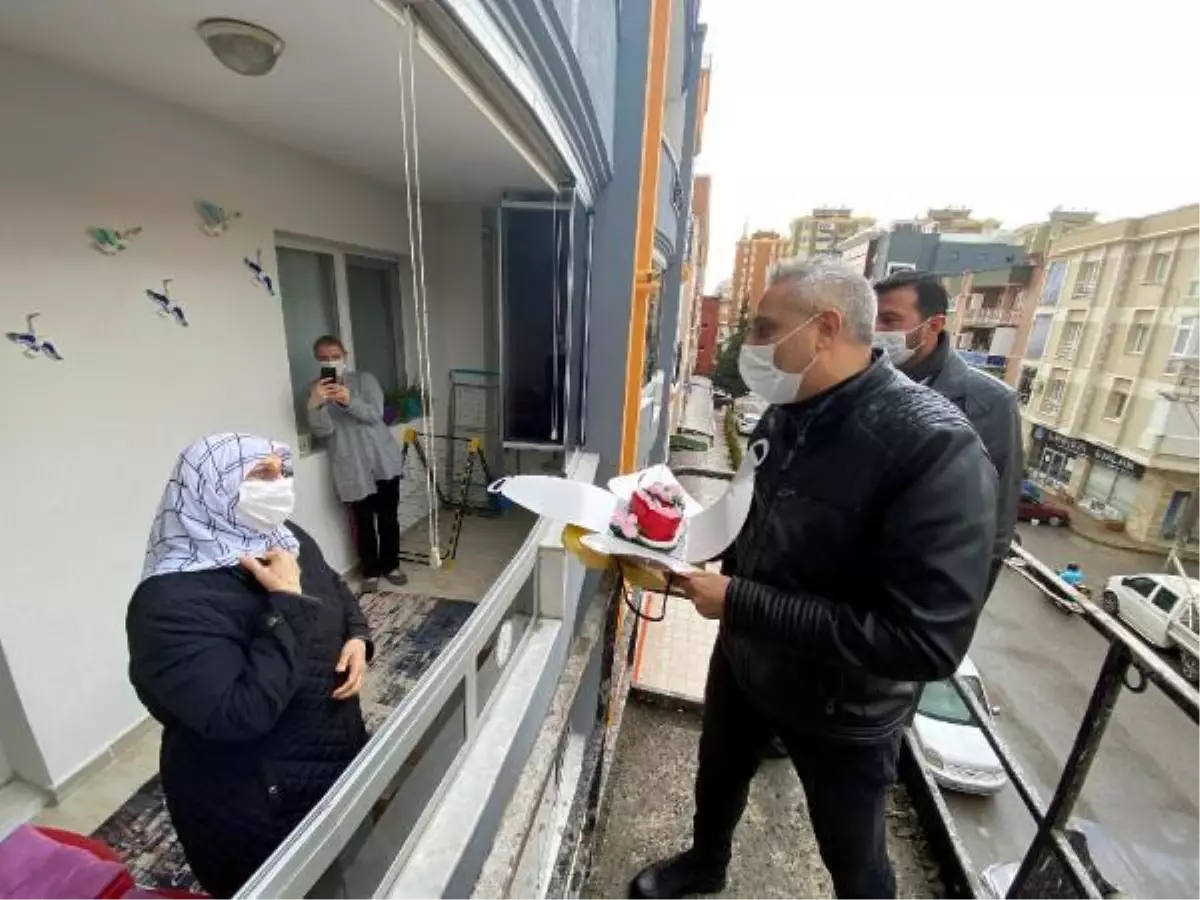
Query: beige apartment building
730,229,786,319
789,207,875,259
1017,204,1199,548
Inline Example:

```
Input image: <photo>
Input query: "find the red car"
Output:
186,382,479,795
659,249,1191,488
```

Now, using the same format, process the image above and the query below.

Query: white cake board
491,440,768,565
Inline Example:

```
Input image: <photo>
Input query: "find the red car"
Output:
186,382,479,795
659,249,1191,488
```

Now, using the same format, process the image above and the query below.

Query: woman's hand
329,384,351,407
241,548,302,595
332,638,369,699
309,379,336,408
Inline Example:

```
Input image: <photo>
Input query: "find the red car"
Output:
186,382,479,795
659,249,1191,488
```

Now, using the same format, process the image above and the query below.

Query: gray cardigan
307,371,405,504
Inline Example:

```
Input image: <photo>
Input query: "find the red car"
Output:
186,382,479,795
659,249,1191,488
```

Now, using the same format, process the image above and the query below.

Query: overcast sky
695,0,1198,291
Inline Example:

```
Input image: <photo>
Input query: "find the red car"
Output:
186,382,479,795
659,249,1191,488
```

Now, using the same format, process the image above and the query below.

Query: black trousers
694,644,900,899
349,476,401,578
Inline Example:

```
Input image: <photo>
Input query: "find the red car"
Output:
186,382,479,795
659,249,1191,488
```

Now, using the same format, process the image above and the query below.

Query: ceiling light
197,19,285,77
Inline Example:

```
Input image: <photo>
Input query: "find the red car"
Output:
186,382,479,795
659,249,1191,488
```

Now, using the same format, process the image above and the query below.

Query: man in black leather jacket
630,259,998,899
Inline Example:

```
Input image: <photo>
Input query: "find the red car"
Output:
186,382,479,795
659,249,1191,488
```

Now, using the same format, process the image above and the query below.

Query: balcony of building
0,0,608,893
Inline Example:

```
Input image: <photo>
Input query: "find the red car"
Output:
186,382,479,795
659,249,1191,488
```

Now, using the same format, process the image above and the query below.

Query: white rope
550,197,561,442
397,11,441,567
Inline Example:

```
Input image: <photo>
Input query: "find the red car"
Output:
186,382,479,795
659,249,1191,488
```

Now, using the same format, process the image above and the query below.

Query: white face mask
237,477,296,533
737,314,820,405
873,321,930,367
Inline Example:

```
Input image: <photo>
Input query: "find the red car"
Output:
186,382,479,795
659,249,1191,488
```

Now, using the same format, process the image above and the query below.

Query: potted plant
384,386,425,425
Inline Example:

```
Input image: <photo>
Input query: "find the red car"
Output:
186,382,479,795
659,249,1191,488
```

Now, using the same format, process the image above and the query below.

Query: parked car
735,411,760,436
980,819,1125,898
1017,491,1071,526
910,657,1007,795
1101,573,1199,683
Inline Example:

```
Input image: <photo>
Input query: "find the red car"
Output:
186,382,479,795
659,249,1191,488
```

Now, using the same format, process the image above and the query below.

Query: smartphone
320,366,339,384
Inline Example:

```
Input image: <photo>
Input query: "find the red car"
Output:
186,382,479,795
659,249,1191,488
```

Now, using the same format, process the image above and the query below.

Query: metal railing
952,545,1198,898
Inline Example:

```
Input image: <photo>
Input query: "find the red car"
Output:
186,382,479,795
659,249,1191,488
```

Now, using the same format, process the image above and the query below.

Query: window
276,242,405,445
1057,317,1084,359
1144,252,1171,285
1040,260,1066,307
1043,375,1066,412
1161,316,1200,374
1152,585,1180,614
1125,311,1153,354
1026,313,1053,359
1073,260,1100,297
1123,576,1158,598
499,203,573,447
1104,378,1132,420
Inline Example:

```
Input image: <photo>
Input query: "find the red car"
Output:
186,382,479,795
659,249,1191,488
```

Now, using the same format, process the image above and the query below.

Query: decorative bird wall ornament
6,313,64,361
87,226,142,255
146,279,189,327
195,200,241,236
244,249,275,295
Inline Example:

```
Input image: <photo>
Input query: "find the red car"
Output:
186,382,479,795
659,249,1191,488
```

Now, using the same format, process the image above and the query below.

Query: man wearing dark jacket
629,259,998,899
873,269,1022,587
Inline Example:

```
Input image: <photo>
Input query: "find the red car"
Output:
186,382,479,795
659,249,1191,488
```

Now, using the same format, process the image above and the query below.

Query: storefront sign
1037,428,1146,478
1043,430,1089,457
1091,447,1145,478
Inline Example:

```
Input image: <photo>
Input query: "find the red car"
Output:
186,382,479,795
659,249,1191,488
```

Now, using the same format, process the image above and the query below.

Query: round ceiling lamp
197,18,285,77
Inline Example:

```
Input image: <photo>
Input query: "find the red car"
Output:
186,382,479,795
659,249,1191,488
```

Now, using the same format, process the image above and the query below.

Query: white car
1101,573,1199,683
735,411,760,436
911,657,1007,795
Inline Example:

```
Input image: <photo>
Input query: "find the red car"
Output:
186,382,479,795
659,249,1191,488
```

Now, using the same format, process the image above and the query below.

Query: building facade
1016,204,1199,548
788,207,875,259
0,0,709,894
693,294,721,375
868,228,1026,283
729,229,786,319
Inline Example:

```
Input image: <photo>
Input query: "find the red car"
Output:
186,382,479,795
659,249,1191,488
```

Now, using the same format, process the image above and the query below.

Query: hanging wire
397,11,440,567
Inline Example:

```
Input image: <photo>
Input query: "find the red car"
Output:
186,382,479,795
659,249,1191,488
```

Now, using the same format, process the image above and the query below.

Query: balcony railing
955,546,1198,898
1055,340,1079,362
655,139,682,255
959,307,1023,328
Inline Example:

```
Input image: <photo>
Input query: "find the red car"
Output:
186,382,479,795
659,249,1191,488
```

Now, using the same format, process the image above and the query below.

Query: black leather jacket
720,353,998,742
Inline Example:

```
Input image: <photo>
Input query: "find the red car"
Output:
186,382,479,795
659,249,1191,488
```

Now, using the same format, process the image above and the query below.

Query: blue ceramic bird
195,200,240,236
244,251,276,295
87,226,142,255
145,279,188,326
6,313,64,361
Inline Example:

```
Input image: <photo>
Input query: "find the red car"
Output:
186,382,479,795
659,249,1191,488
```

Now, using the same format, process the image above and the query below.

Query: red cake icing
626,484,684,545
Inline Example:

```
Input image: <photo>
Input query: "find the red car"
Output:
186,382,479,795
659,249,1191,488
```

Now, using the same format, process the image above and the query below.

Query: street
946,523,1199,898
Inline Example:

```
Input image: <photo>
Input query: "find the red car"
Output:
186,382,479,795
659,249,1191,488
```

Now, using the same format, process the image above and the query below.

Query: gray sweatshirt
307,370,405,504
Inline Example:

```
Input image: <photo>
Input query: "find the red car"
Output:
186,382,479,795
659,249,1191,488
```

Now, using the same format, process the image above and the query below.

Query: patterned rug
90,593,475,893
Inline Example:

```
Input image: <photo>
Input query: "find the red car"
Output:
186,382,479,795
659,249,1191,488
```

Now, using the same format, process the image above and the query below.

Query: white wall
0,48,463,788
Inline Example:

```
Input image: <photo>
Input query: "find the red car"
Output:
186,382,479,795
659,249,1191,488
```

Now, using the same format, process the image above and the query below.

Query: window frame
1104,378,1133,422
275,233,410,452
1144,251,1171,285
1073,260,1100,297
1124,576,1158,598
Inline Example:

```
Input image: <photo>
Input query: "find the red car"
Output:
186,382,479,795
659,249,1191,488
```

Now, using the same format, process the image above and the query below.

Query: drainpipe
618,0,672,474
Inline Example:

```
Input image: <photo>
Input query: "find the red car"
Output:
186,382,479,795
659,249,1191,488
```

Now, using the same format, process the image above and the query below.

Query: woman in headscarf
127,433,372,897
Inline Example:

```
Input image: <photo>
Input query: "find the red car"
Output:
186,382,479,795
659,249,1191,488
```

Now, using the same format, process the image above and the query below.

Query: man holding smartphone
307,335,408,594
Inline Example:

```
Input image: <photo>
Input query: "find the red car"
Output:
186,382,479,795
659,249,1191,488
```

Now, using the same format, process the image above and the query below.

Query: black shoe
381,569,408,589
629,849,727,899
762,735,788,760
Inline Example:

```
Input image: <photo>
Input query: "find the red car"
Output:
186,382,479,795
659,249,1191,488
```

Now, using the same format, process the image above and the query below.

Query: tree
711,306,749,397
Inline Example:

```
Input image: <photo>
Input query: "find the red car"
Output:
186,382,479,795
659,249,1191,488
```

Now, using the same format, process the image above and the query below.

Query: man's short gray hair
766,257,877,344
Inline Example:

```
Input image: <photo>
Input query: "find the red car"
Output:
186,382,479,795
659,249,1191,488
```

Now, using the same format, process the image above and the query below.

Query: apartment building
788,206,875,259
1003,209,1099,386
1017,204,1199,547
729,229,786,318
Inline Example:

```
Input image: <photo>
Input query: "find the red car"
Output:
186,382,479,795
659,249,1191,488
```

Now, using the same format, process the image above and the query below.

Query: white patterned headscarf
141,433,301,582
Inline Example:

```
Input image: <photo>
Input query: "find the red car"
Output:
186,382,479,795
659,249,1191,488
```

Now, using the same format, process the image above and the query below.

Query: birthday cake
609,481,686,550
